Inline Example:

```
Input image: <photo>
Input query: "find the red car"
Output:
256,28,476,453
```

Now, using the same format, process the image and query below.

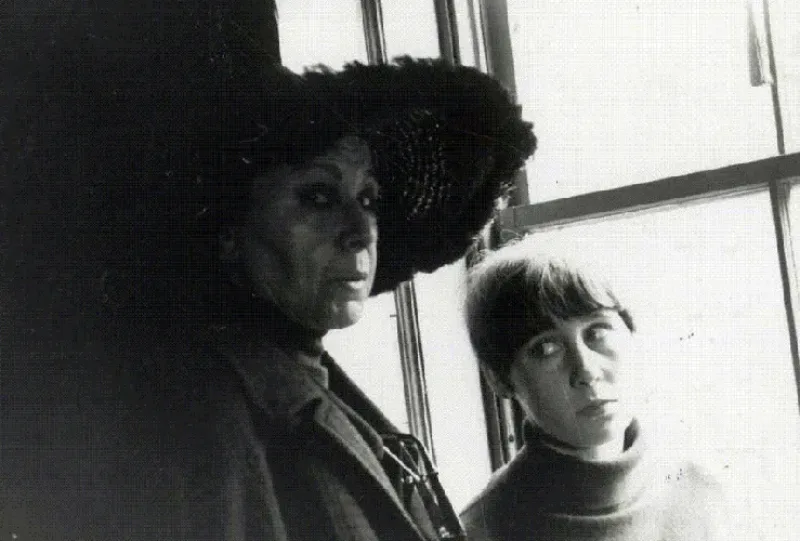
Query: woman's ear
482,365,516,399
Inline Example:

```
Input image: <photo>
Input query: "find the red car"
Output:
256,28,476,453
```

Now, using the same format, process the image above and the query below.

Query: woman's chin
320,301,366,330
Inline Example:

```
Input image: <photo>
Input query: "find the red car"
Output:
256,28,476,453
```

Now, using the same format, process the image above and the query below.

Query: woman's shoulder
459,446,532,532
650,450,727,492
646,452,731,539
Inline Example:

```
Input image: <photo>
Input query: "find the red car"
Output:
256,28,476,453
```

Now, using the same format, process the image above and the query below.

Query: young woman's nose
339,200,377,253
568,343,606,388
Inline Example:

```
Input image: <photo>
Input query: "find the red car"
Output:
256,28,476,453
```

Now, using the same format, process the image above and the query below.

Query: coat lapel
217,335,427,540
311,398,413,515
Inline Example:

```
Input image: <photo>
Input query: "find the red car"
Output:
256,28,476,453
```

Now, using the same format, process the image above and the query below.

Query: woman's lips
335,279,367,291
577,400,618,418
328,274,369,293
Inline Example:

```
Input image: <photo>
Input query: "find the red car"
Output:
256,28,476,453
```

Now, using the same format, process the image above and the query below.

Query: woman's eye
298,185,338,208
359,192,379,210
587,326,609,341
530,340,562,360
359,183,380,211
311,191,331,205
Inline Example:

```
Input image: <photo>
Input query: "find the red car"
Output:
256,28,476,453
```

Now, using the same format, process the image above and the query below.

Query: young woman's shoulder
459,446,537,540
652,454,731,540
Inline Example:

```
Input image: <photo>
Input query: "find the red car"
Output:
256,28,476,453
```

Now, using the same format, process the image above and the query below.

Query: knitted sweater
460,421,729,541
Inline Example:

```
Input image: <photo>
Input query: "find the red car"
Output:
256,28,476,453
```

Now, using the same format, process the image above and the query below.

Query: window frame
366,0,800,471
360,0,440,457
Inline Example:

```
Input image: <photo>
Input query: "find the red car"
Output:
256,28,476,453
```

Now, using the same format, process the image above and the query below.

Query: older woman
0,58,532,540
199,57,535,540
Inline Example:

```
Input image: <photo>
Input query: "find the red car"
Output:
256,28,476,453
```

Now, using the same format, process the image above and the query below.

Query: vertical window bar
361,0,388,64
760,0,800,409
760,0,785,155
466,0,486,70
769,179,800,411
477,0,527,207
434,0,460,65
472,0,529,469
393,281,437,459
360,0,437,457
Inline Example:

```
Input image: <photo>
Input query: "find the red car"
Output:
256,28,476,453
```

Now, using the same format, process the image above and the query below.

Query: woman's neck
540,431,627,462
221,289,326,357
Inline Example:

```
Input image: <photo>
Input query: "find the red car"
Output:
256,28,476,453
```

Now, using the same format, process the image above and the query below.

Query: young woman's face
240,136,379,331
509,309,635,450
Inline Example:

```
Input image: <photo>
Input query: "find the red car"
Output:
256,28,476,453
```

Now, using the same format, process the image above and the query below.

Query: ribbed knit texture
460,420,729,541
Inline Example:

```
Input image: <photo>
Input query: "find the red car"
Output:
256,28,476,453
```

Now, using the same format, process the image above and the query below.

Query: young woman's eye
530,340,562,360
586,323,624,345
587,326,609,341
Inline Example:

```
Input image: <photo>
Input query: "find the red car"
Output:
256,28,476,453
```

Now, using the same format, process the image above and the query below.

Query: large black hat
218,57,537,295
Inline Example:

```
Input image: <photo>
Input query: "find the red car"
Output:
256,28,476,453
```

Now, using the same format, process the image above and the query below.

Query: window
491,2,800,535
500,165,800,540
770,0,800,152
275,0,367,71
381,0,440,59
507,0,779,203
415,260,493,510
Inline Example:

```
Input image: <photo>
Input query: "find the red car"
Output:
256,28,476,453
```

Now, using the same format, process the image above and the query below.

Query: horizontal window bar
499,152,800,233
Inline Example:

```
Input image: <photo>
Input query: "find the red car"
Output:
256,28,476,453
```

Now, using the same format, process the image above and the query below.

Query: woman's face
239,136,379,331
508,309,635,450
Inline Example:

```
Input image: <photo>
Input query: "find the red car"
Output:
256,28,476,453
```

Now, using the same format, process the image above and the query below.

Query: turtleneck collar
519,419,649,514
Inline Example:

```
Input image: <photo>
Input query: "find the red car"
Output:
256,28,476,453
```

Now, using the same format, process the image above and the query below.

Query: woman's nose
569,344,606,388
339,201,377,252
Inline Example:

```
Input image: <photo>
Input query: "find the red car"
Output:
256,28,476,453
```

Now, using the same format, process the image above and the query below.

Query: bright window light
507,0,778,203
275,0,367,72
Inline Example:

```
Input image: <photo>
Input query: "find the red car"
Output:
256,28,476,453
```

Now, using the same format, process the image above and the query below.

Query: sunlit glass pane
381,0,441,59
276,0,368,71
415,259,493,512
507,0,778,203
326,292,410,432
770,0,800,153
453,0,484,68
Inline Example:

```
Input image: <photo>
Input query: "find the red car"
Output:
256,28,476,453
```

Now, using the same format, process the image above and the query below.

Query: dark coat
0,329,439,540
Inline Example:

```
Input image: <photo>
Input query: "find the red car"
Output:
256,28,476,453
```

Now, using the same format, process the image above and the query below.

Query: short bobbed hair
464,240,635,387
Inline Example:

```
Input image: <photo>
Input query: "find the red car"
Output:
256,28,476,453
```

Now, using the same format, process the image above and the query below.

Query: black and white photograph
2,0,799,539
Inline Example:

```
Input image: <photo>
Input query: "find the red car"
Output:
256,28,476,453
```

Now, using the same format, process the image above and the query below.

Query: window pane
525,191,799,539
453,0,484,68
415,259,493,512
276,0,367,71
507,0,778,202
771,0,800,153
326,293,410,432
381,0,440,59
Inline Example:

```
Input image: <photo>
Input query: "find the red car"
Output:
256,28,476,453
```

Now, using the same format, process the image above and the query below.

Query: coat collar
216,329,428,540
